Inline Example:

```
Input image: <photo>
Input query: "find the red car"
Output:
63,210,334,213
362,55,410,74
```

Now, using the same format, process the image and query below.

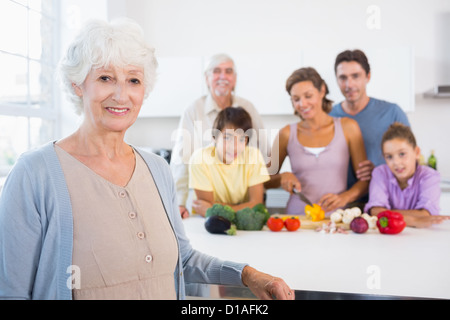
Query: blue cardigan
0,142,246,300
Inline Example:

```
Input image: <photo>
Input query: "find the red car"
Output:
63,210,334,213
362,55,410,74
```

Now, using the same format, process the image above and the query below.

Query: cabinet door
302,46,414,112
138,47,414,117
232,52,303,115
139,56,205,118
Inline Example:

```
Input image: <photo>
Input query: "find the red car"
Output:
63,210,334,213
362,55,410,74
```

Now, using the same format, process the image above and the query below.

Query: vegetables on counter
267,216,301,232
376,210,406,235
267,216,284,232
326,207,378,234
206,203,236,222
329,210,343,224
331,207,370,234
204,203,270,233
330,207,362,225
305,204,325,222
316,221,348,234
204,216,237,235
350,217,369,234
235,207,268,231
203,204,406,236
316,208,406,236
284,217,301,232
253,203,271,223
328,207,406,235
361,213,378,229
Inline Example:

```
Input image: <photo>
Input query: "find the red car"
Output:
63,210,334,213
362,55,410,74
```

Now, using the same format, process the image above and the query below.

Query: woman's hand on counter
370,206,450,228
241,266,295,300
404,213,450,228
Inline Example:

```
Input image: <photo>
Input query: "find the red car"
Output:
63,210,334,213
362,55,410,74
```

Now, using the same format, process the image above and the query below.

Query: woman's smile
105,106,131,116
298,106,313,116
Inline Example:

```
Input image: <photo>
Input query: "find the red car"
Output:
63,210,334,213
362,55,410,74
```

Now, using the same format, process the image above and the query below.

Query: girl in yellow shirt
189,107,269,216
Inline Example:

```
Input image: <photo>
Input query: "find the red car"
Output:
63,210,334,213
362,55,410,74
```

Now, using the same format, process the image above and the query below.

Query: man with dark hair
330,49,410,204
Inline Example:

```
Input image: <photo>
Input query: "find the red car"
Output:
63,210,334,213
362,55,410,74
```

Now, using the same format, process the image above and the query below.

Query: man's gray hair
204,53,236,75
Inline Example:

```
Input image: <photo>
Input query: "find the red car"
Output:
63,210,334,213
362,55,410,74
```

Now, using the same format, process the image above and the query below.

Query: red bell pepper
376,210,406,235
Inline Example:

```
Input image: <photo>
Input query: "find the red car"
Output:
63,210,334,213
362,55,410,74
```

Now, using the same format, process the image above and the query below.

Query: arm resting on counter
241,266,294,300
193,183,265,216
182,252,294,300
369,207,450,228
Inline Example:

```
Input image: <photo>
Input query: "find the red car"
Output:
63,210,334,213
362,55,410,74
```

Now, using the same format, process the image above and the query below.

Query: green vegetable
253,203,270,224
235,207,267,231
205,203,269,231
206,203,236,222
427,150,437,170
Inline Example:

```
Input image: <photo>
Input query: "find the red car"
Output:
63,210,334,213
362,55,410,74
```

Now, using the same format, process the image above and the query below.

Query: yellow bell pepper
305,204,325,222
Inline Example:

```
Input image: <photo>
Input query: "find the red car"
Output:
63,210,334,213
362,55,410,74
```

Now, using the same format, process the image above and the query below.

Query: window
0,0,59,178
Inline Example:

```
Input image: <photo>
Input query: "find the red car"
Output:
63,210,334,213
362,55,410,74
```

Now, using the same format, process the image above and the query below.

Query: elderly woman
0,19,293,300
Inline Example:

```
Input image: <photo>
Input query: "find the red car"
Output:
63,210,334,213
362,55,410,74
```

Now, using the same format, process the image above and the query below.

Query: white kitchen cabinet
139,47,414,118
139,56,206,118
138,53,302,118
302,46,415,113
231,52,303,115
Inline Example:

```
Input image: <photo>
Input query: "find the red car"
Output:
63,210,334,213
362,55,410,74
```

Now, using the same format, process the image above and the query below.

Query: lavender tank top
286,117,349,215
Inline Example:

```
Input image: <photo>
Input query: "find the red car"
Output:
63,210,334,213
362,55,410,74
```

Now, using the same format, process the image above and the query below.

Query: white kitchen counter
182,215,450,299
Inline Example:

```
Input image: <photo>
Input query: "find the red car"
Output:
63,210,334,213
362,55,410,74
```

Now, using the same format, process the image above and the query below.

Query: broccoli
253,203,270,224
205,203,269,231
235,207,267,231
205,203,236,223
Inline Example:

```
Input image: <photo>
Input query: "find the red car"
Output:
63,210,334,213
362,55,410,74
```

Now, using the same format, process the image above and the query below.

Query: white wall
108,0,450,178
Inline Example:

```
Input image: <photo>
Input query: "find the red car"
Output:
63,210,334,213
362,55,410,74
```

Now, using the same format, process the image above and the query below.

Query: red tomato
267,217,284,232
284,217,300,231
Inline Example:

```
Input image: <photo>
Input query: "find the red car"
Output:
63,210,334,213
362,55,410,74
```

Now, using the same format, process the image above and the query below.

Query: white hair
58,18,158,115
204,53,237,75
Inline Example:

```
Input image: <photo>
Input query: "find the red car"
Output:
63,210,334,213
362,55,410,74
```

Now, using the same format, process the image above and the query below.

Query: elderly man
329,49,410,204
171,54,267,218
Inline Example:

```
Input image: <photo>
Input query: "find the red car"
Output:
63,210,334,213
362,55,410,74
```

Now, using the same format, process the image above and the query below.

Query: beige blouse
55,145,178,300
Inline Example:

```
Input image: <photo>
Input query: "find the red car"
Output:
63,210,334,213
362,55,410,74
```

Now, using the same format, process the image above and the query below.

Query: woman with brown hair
266,67,369,215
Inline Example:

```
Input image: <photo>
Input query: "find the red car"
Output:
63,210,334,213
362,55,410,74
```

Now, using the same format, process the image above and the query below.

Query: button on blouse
128,211,137,219
55,145,179,300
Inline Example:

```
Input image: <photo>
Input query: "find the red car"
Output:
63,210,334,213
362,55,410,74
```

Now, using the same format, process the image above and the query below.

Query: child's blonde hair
381,122,417,149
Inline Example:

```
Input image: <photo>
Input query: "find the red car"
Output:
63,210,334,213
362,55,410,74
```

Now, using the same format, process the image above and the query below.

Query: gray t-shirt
329,97,410,190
